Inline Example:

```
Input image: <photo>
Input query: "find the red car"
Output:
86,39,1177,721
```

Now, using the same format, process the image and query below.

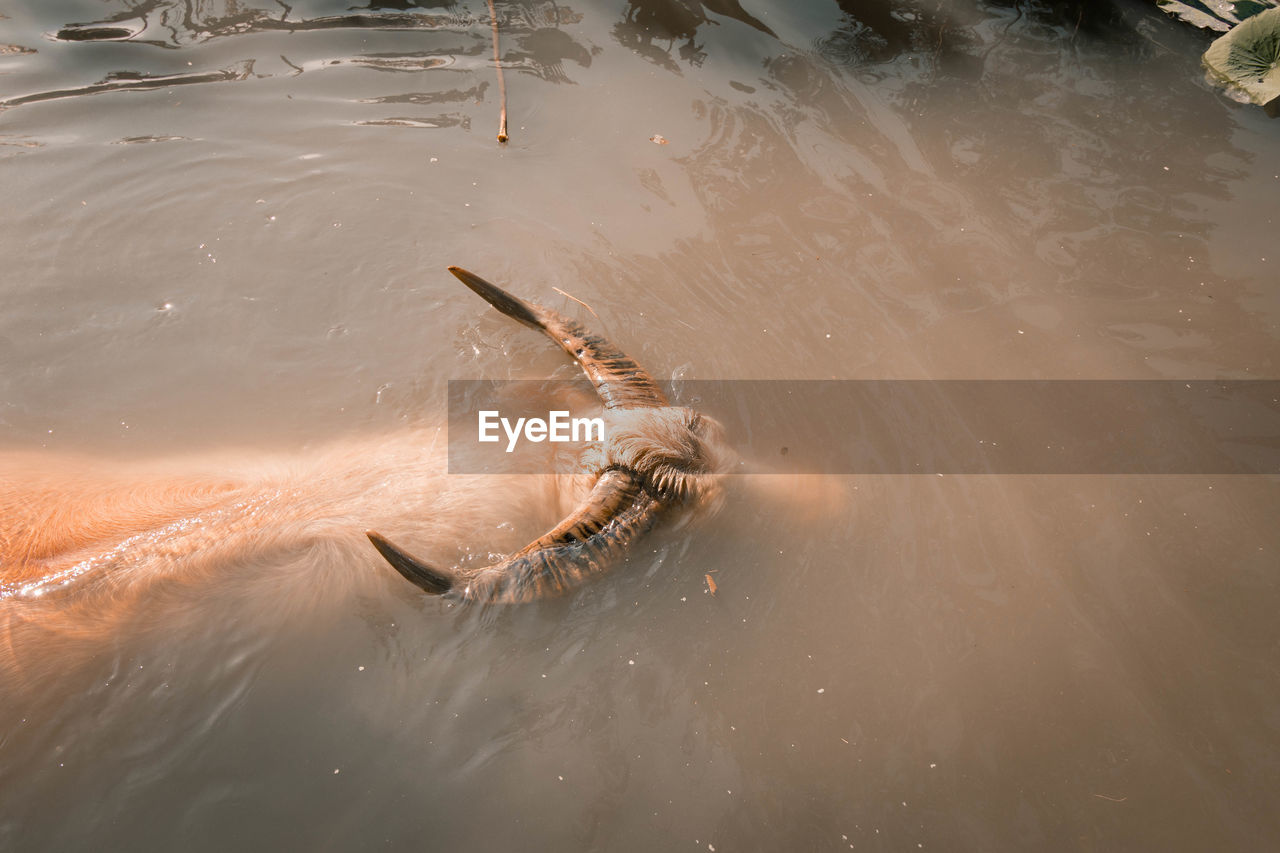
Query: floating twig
485,0,508,143
552,286,600,320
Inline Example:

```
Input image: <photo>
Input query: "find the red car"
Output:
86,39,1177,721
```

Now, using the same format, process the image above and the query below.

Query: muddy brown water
2,1,1278,850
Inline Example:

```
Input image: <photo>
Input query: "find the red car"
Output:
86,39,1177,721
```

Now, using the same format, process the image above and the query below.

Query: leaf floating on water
705,573,717,596
650,134,669,145
1158,0,1234,31
1203,6,1280,115
1157,0,1278,31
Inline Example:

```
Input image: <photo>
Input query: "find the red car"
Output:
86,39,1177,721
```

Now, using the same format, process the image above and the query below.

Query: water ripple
0,60,254,109
54,10,479,47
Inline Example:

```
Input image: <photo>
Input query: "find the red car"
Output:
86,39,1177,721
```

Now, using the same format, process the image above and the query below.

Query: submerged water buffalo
0,267,737,674
367,266,734,602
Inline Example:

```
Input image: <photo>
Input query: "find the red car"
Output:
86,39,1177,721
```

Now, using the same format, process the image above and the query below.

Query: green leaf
1232,1,1277,22
1203,6,1280,114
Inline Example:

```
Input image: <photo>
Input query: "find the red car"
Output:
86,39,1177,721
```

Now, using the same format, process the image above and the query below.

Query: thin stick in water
552,286,600,320
485,0,508,143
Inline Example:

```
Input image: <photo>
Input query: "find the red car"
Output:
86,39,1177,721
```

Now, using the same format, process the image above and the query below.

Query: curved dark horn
447,266,667,409
366,531,454,595
366,469,663,603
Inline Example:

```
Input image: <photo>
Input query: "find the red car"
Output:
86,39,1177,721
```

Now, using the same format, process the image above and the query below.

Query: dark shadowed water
2,0,1278,850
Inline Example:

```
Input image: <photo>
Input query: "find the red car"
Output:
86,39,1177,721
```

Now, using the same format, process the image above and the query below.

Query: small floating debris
1203,6,1280,116
650,134,669,145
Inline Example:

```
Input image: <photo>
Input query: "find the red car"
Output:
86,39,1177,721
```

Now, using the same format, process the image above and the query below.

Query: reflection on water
615,0,776,70
0,60,255,108
53,2,472,48
2,0,1279,850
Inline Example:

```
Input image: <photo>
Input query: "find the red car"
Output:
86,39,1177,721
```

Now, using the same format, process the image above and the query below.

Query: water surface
2,1,1278,850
